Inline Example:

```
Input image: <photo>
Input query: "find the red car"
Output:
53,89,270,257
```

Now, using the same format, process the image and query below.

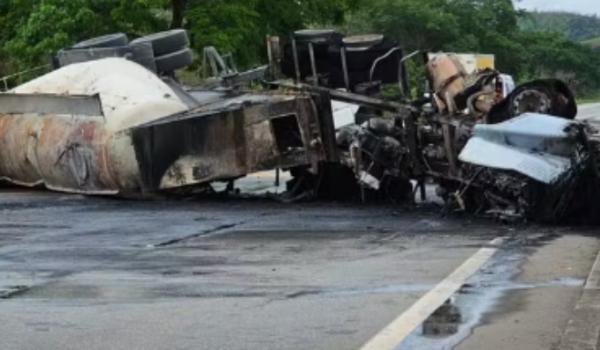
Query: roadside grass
577,94,600,104
582,36,600,48
177,67,205,86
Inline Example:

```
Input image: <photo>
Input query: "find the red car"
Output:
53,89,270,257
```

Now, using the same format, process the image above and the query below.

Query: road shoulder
557,245,600,350
456,234,600,350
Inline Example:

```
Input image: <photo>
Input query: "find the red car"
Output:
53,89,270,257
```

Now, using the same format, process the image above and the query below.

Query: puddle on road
397,248,585,350
422,299,462,337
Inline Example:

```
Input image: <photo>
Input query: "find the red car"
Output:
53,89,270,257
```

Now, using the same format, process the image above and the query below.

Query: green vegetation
339,0,600,98
519,11,600,42
583,36,600,48
577,92,600,104
1,0,600,98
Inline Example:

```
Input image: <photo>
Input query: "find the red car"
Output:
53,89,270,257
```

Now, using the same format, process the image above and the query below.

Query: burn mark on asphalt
0,285,30,299
0,223,71,229
151,222,245,248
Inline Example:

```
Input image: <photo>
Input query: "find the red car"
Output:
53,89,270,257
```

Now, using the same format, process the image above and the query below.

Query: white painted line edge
358,237,504,350
584,245,600,290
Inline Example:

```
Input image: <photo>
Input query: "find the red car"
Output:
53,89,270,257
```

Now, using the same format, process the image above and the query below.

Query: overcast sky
516,0,600,16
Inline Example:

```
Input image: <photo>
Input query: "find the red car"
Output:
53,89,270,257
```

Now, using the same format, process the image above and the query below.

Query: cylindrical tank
0,58,188,196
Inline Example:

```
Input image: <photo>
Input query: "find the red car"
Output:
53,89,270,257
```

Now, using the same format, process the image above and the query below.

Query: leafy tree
0,0,39,75
341,0,461,51
5,0,103,69
184,0,259,67
2,0,167,72
515,31,600,96
433,0,521,73
519,11,600,42
1,0,600,97
182,0,359,67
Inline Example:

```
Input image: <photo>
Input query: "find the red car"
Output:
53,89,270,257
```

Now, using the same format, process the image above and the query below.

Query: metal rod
341,46,350,90
202,47,207,78
0,64,50,81
273,81,406,113
266,35,273,77
419,179,427,201
291,37,301,83
308,42,318,85
370,47,400,83
370,49,420,83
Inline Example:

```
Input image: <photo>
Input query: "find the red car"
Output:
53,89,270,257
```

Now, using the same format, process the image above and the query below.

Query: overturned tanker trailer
0,58,336,197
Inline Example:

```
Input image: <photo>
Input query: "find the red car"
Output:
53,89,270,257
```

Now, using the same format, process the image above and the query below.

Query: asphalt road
577,102,600,122
1,104,600,350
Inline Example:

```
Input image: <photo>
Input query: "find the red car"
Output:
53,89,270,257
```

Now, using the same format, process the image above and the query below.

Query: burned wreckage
271,30,600,223
0,31,333,197
0,29,599,223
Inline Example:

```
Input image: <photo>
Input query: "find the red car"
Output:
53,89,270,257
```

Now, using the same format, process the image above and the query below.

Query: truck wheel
155,48,194,73
72,33,128,49
129,42,157,73
131,30,188,56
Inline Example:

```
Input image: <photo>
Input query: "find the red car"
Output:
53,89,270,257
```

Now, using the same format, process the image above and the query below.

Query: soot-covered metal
130,93,333,194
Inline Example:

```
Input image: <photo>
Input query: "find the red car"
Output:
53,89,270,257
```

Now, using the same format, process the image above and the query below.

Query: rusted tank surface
0,113,41,186
0,58,188,196
33,116,119,194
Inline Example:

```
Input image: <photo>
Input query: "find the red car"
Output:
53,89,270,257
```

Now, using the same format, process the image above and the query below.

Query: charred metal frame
130,93,336,193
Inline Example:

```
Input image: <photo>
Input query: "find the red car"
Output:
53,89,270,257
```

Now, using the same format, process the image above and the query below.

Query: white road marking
358,237,505,350
584,244,600,290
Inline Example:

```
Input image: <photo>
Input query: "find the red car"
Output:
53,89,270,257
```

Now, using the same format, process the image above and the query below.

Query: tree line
1,0,600,98
519,11,600,42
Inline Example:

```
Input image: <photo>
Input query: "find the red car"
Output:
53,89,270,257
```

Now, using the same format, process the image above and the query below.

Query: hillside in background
583,36,600,48
519,11,600,43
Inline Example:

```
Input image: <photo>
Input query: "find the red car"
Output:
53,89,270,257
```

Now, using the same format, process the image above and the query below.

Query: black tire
155,48,194,73
57,43,157,73
72,33,128,49
280,32,343,81
131,29,188,56
487,79,578,124
129,42,157,73
58,46,134,67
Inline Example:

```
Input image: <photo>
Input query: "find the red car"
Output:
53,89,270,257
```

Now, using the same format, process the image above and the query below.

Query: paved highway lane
0,190,599,350
577,102,600,122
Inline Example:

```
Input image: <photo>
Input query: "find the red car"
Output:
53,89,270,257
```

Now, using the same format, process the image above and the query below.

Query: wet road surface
0,189,599,350
577,102,600,122
2,102,600,350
